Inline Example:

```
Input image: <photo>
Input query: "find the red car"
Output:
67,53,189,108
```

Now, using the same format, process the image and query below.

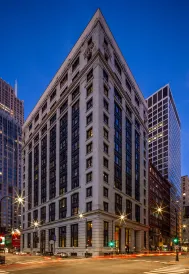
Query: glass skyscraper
0,78,23,233
147,84,181,237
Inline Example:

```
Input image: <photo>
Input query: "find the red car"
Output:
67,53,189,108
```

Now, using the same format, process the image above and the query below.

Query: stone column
135,230,142,252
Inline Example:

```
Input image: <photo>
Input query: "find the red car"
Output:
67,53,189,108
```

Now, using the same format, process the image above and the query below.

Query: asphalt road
1,255,189,274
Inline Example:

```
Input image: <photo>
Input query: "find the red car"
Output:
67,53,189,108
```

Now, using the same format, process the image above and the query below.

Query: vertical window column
41,136,47,203
114,102,122,191
49,126,56,199
125,118,132,196
34,144,39,207
72,101,80,189
28,151,32,210
59,113,68,194
135,131,140,201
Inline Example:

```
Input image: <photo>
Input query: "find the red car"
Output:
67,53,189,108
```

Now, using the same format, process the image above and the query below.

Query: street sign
175,245,179,250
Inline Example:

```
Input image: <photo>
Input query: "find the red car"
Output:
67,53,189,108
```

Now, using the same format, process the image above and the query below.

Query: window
42,102,47,113
104,99,109,111
103,172,109,183
28,212,31,227
40,206,46,224
103,157,109,168
86,172,92,183
103,187,108,198
103,70,108,82
126,200,132,220
71,224,78,247
86,221,92,247
86,201,92,212
103,113,109,125
104,86,109,97
60,86,68,97
29,123,32,131
103,128,109,140
88,36,92,45
114,88,122,103
86,128,93,139
33,209,38,221
86,98,93,111
86,112,93,125
114,58,121,75
104,222,109,247
60,100,68,114
135,205,140,222
87,85,93,97
86,157,92,168
35,113,39,123
135,96,140,106
103,142,109,154
71,193,79,216
27,233,31,248
115,194,122,215
87,69,93,82
126,78,131,92
59,226,66,247
86,142,93,154
86,187,92,197
72,71,79,82
41,124,47,135
49,228,55,241
49,203,55,222
33,232,38,248
50,113,56,126
50,89,56,102
103,202,108,212
59,198,67,219
72,86,80,100
60,73,68,88
72,57,79,72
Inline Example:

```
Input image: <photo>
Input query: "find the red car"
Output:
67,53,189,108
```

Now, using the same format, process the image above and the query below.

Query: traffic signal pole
175,209,179,262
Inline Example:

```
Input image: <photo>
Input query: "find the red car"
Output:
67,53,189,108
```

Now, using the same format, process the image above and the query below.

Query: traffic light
108,241,115,248
173,237,179,244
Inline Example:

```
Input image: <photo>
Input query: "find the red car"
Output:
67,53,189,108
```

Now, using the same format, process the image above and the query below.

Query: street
0,255,189,274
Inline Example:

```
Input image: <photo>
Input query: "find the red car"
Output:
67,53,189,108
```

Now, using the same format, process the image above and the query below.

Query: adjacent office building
22,9,149,256
181,176,189,244
147,85,181,239
0,78,23,232
149,162,171,249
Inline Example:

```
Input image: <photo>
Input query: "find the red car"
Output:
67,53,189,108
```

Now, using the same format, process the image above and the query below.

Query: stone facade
21,9,149,256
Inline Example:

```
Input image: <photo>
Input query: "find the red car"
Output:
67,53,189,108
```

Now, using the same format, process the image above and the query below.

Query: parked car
35,251,42,256
43,251,54,256
55,252,68,258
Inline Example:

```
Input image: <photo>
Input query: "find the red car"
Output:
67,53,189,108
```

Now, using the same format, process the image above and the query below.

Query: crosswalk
144,265,189,274
127,259,174,265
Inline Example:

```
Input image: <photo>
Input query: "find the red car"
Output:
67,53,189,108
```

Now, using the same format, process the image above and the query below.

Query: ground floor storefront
21,212,149,256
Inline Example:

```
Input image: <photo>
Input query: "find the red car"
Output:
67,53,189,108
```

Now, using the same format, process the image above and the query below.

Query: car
35,251,42,256
43,251,54,256
55,252,68,258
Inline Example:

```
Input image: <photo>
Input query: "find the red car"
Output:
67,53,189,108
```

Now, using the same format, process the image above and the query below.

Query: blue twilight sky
0,0,189,175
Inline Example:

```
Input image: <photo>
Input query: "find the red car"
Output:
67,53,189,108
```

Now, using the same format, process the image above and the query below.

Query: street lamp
0,195,24,233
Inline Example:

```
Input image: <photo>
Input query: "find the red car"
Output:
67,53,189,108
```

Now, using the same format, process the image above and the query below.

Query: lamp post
175,209,179,261
0,195,24,233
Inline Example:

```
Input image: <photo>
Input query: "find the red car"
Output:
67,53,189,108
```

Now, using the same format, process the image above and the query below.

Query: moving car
55,252,68,258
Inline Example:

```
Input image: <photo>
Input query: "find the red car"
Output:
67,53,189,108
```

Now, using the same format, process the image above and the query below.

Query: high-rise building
0,78,23,232
147,84,181,239
22,9,148,256
149,162,171,249
181,176,189,244
0,79,24,126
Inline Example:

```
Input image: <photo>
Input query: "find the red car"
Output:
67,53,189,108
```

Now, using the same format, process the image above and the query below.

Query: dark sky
0,0,189,175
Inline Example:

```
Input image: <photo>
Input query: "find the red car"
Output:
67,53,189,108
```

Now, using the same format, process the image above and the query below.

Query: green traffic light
173,237,179,244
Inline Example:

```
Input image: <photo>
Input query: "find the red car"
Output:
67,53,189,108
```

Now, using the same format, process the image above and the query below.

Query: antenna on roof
15,80,17,97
